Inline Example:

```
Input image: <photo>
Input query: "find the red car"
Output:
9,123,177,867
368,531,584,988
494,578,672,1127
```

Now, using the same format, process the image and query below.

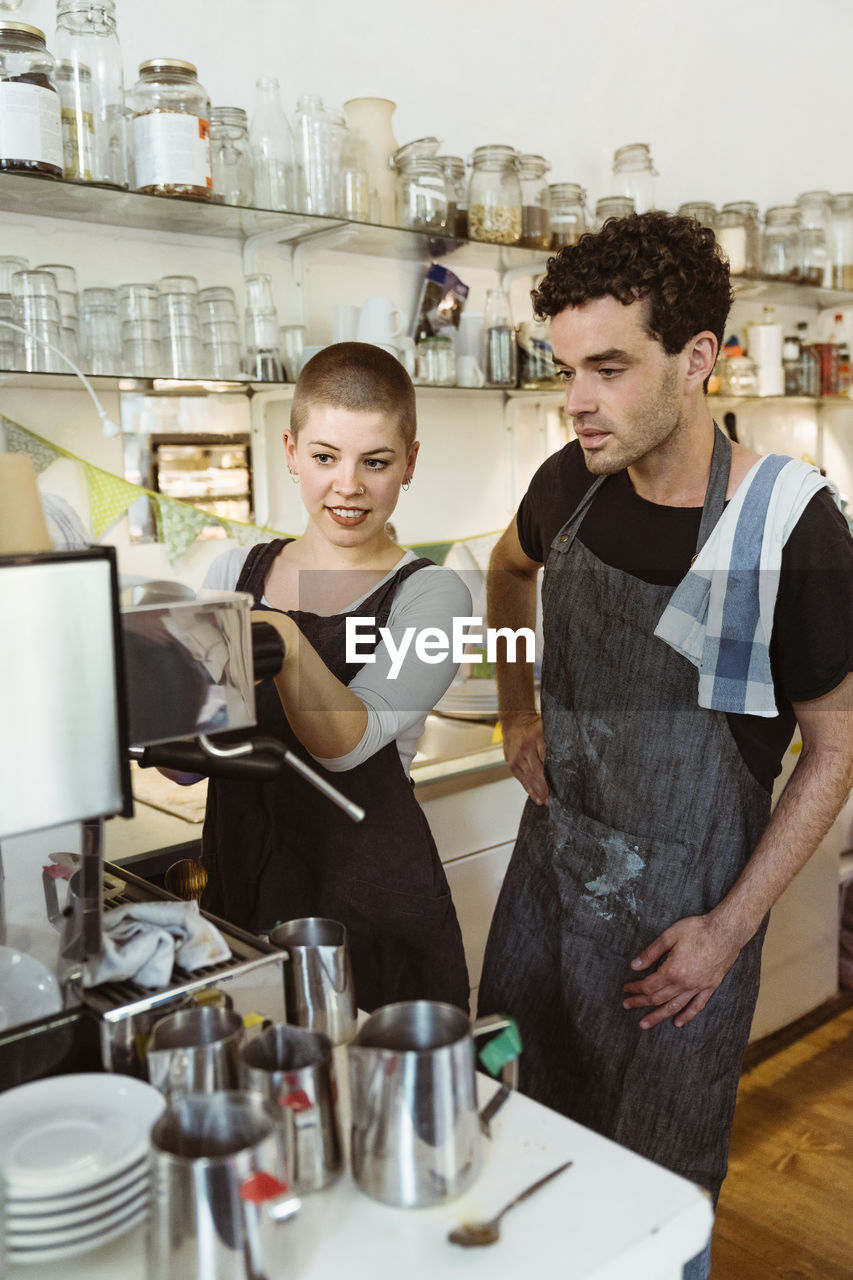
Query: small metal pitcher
268,918,356,1045
146,1005,244,1096
147,1090,301,1280
347,1000,520,1208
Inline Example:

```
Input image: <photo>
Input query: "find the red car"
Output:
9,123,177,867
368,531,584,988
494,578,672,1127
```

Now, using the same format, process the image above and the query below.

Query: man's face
549,296,687,475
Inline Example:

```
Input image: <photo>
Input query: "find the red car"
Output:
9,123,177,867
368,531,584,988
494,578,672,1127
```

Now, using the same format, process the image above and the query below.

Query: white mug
456,355,485,387
331,303,359,344
357,296,404,345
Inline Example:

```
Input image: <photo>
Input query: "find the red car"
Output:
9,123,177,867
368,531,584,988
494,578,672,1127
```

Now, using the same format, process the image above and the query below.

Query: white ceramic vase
342,97,398,226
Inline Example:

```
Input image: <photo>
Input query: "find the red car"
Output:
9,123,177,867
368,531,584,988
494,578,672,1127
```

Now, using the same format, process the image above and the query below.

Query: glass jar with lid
715,201,760,277
0,23,63,178
517,154,551,250
467,145,522,245
549,183,588,248
54,0,128,188
795,190,831,286
517,318,561,389
677,201,716,229
829,193,853,290
129,58,212,199
611,143,657,213
761,206,802,281
394,144,448,232
210,106,254,206
593,195,635,230
438,156,467,238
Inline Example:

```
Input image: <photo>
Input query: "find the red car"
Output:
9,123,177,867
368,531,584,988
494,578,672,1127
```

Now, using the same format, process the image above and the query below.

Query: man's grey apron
478,428,771,1199
201,539,469,1014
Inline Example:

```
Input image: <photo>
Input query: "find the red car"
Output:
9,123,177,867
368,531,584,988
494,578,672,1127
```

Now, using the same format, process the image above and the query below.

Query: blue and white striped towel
654,456,838,717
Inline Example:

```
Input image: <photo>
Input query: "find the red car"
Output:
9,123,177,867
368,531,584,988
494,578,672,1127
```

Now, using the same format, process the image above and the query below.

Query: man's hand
621,913,747,1030
502,710,548,805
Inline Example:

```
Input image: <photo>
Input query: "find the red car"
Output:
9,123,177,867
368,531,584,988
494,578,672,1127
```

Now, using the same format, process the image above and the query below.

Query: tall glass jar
395,155,447,232
484,286,517,386
677,201,716,229
593,195,635,230
54,0,127,188
468,145,522,245
829,193,853,290
210,106,253,206
795,190,831,286
0,23,63,178
129,59,212,199
549,183,588,248
517,153,551,250
611,143,656,213
439,156,467,238
762,206,801,281
715,201,760,276
55,58,94,180
293,93,334,216
249,79,293,213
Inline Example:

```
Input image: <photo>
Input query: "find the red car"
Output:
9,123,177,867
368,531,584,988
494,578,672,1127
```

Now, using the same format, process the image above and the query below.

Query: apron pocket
347,879,454,949
548,799,697,957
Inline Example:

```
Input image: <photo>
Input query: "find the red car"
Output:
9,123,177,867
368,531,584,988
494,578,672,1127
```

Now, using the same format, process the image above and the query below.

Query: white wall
21,0,853,209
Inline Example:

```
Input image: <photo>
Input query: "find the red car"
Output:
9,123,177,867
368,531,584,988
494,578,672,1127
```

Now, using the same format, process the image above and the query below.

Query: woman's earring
402,477,412,492
289,470,300,485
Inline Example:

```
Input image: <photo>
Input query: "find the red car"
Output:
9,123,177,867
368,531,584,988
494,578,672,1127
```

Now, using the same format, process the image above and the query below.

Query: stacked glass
0,255,28,369
79,286,121,374
198,286,242,379
120,283,161,376
243,274,283,381
38,263,78,365
158,275,203,379
11,271,65,373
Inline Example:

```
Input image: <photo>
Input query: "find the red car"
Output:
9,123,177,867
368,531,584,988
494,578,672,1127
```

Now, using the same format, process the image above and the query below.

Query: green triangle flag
222,519,281,547
85,464,144,538
1,418,61,473
153,494,210,564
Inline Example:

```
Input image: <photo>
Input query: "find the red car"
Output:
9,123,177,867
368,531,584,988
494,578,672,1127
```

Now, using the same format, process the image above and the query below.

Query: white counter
5,1068,712,1280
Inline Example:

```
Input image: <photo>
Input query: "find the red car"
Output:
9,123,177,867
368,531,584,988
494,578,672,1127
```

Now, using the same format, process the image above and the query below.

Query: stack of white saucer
0,1073,165,1265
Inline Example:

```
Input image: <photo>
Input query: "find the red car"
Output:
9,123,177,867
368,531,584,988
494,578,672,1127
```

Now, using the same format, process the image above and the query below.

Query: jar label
133,112,212,190
0,82,63,170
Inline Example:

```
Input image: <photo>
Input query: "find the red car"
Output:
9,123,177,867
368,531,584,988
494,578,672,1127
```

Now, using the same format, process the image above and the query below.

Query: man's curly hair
532,211,733,355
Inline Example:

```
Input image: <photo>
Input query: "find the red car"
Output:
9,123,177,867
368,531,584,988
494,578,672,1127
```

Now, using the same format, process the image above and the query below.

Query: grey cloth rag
85,900,231,988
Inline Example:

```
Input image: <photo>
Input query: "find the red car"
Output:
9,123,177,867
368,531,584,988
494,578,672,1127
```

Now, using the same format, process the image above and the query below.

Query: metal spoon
448,1160,573,1248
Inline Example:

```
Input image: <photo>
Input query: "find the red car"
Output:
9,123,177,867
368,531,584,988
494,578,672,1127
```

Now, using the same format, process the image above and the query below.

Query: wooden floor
711,997,853,1278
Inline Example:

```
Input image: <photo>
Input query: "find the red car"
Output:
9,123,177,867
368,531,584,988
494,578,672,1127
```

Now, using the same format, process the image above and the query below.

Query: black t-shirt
517,440,853,792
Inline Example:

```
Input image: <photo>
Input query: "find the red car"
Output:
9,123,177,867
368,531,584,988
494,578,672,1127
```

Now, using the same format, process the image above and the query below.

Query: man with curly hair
478,212,853,1277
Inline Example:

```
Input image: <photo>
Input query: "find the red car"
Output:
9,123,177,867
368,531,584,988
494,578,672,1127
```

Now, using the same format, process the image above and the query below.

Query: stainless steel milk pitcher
347,1001,520,1208
269,917,356,1045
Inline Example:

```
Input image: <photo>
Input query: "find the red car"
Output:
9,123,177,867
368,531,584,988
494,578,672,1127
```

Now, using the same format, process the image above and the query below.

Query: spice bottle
0,23,63,178
517,154,551,250
468,146,522,245
54,0,128,188
130,59,212,199
796,322,820,398
484,287,517,387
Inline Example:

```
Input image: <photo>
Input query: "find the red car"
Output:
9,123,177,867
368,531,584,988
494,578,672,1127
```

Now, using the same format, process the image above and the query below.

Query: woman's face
284,404,418,549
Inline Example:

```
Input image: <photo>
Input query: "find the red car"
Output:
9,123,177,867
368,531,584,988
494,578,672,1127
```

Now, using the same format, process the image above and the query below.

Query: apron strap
694,422,732,557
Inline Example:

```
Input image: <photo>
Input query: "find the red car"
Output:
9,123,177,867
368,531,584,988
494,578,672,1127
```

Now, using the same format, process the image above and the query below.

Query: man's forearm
712,733,853,950
487,563,538,720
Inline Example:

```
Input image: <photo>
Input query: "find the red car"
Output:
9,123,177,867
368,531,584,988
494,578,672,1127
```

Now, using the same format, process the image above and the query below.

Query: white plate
5,1184,149,1245
0,1073,165,1197
5,1199,147,1263
5,1154,149,1211
6,1169,149,1230
0,946,62,1032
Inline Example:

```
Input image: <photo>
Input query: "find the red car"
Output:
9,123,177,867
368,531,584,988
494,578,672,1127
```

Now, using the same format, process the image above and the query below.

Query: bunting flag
152,494,213,564
84,464,146,538
1,416,61,473
0,413,499,566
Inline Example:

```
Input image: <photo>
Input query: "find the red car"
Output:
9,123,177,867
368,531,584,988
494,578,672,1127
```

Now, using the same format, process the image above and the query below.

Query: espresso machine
0,545,363,1089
